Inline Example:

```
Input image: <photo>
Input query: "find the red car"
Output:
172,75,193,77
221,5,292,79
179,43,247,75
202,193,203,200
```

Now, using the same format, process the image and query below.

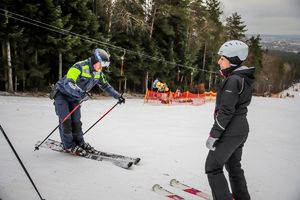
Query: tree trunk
208,72,212,91
145,71,149,92
15,76,18,92
20,45,26,91
107,0,113,35
202,42,207,71
6,40,13,92
202,42,207,82
149,4,156,39
33,49,38,91
59,51,62,79
34,49,38,65
14,41,18,92
119,79,122,92
124,76,127,93
93,0,97,15
1,41,8,91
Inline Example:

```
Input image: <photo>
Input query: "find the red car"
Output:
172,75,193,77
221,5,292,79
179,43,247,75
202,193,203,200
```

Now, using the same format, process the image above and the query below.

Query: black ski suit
205,66,255,200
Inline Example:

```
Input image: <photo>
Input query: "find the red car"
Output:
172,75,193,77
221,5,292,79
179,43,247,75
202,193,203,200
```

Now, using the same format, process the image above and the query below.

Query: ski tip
134,158,141,165
127,161,134,169
120,161,134,169
170,178,179,185
152,184,161,191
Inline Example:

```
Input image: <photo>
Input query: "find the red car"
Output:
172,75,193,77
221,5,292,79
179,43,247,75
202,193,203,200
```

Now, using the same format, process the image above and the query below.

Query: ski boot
65,145,87,156
80,142,97,154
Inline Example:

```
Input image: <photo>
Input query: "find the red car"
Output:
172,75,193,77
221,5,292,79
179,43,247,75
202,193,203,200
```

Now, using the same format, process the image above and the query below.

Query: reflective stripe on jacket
56,58,120,100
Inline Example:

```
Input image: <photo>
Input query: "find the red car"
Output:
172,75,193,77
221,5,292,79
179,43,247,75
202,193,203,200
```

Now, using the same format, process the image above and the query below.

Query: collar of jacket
220,64,241,77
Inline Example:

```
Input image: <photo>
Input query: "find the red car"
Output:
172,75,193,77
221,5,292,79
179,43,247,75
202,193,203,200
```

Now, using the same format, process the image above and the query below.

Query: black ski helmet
91,48,110,67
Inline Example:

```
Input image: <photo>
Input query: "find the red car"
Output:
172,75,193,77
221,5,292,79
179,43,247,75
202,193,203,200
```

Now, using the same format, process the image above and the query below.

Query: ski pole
0,125,46,200
34,99,84,151
83,101,119,135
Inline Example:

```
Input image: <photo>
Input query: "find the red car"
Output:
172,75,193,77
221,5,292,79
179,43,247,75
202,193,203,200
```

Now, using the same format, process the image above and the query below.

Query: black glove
118,95,125,104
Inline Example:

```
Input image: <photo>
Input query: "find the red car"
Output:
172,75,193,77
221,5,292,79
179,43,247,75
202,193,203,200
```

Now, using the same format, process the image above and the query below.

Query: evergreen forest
1,0,300,95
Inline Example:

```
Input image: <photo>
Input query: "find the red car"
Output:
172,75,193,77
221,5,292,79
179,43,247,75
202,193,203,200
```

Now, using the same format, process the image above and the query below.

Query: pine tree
149,1,191,89
44,0,103,86
187,0,207,56
92,0,114,37
41,0,82,81
205,0,222,25
246,35,263,72
188,0,209,84
225,12,247,40
0,3,23,92
15,2,51,91
106,0,149,92
196,0,223,86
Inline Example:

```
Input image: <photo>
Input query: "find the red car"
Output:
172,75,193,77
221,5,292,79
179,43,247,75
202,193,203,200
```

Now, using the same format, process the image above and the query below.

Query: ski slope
0,86,300,200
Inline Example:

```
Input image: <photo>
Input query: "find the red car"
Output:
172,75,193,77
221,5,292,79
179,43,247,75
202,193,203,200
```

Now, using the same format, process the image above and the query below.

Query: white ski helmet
218,40,249,66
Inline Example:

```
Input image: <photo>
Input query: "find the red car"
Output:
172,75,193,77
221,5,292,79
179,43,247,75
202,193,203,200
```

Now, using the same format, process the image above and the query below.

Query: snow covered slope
0,87,299,200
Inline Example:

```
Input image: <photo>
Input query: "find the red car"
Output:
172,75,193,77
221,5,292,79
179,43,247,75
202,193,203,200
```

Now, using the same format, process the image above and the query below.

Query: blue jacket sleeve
97,72,120,99
97,82,120,99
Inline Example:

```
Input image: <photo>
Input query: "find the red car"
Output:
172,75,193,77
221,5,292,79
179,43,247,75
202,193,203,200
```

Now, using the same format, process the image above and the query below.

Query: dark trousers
205,135,250,200
54,92,85,149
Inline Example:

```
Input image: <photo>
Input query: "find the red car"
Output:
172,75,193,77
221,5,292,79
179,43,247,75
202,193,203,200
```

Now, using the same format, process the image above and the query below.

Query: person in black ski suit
53,48,125,155
205,40,255,200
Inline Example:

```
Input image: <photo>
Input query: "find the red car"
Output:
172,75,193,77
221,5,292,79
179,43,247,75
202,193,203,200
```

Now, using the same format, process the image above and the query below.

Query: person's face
217,56,230,70
93,62,102,72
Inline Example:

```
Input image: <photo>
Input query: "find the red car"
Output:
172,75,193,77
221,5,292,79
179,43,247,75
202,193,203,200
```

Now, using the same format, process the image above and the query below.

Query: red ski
170,179,212,200
152,184,185,200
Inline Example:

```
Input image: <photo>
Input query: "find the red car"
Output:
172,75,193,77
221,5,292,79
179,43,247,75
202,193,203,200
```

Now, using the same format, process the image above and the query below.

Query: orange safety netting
144,90,216,106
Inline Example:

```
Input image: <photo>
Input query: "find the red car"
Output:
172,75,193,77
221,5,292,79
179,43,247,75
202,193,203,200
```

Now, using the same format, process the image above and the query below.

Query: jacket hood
232,66,255,85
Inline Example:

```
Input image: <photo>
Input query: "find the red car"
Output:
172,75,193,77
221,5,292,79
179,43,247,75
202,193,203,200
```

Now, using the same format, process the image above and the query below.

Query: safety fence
144,90,216,106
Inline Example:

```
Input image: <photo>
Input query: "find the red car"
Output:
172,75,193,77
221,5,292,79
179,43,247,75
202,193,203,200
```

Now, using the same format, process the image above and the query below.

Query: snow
0,85,300,200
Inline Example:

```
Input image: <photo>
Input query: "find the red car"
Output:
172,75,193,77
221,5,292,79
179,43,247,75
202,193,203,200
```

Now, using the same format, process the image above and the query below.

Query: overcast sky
219,0,300,35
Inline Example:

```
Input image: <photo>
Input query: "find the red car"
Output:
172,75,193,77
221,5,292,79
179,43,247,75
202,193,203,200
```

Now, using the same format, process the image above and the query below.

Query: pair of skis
35,139,140,169
153,179,212,200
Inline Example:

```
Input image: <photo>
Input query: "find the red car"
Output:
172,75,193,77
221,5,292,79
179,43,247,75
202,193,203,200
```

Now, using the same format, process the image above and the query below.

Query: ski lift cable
0,9,162,62
0,9,218,74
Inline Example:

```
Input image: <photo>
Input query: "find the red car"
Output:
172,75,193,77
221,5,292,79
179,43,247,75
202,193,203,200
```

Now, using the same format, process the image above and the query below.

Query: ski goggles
95,51,110,68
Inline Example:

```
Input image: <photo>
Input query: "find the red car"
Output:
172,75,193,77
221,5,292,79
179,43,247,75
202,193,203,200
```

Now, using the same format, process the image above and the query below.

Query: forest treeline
1,0,299,95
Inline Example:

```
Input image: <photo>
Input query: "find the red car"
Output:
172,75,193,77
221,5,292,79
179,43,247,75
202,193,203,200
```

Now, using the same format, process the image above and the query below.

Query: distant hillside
270,49,300,64
246,34,300,53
